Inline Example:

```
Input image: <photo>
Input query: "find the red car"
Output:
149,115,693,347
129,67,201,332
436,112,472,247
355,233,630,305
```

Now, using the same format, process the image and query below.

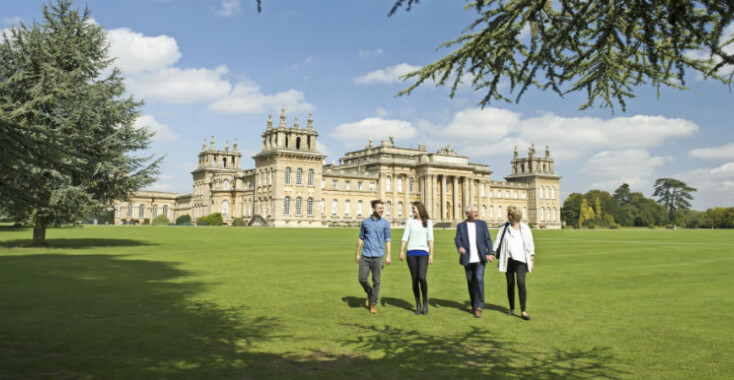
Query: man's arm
484,222,495,262
455,224,465,254
355,238,364,263
384,222,392,265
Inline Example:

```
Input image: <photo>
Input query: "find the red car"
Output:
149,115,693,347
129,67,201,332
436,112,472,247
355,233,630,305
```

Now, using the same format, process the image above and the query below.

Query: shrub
152,215,170,225
198,213,223,226
143,218,150,225
232,217,246,226
175,214,191,225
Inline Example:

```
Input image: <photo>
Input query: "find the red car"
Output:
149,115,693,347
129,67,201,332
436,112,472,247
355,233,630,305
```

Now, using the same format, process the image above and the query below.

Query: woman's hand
399,251,405,261
428,254,433,264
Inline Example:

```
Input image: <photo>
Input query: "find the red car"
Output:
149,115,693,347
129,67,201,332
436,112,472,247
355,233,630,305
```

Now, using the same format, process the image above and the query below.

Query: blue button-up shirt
359,215,391,257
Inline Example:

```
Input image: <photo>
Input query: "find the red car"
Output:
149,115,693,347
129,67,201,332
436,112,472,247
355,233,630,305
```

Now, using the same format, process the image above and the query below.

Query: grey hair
465,205,478,214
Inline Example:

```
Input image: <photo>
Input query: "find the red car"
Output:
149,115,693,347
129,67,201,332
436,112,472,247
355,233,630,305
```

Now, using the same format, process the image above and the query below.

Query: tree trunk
32,217,49,246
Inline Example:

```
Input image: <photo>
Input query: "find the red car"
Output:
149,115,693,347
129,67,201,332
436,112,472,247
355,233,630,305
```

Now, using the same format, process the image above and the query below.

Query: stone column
440,175,447,221
452,176,459,221
404,174,410,219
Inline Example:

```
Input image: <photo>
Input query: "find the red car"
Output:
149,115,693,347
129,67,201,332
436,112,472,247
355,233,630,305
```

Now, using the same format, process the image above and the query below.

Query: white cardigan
494,222,535,273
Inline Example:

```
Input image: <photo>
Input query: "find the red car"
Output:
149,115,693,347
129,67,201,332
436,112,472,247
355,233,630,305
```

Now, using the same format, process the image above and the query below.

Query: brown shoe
365,289,371,308
370,305,377,314
474,308,483,318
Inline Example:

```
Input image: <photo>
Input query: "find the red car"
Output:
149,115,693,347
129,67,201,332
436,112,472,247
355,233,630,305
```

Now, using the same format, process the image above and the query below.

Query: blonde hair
507,205,522,222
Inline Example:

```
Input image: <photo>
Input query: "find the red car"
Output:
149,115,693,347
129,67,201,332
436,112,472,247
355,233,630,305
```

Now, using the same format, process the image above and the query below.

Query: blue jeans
464,262,485,309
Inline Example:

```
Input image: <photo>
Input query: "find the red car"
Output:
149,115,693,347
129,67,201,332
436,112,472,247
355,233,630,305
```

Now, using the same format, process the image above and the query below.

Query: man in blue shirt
355,200,392,314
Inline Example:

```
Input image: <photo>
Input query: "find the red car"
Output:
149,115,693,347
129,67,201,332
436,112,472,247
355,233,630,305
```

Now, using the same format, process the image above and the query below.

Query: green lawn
1,226,732,379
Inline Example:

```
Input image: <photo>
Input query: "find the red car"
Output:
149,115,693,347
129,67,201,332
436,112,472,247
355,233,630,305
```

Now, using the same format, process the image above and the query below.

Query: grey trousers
358,256,384,306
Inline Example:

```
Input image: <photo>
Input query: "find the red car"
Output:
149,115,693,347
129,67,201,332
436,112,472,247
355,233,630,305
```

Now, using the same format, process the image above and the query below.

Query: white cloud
133,114,178,142
359,48,383,58
675,162,734,209
127,66,232,104
106,28,181,74
215,0,242,17
353,63,421,84
441,108,519,143
376,108,388,117
330,118,418,146
316,141,330,157
208,81,313,114
581,149,673,190
688,142,734,160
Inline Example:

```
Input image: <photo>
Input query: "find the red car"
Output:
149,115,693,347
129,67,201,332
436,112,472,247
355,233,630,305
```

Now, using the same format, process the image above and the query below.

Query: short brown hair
507,205,522,222
371,200,384,209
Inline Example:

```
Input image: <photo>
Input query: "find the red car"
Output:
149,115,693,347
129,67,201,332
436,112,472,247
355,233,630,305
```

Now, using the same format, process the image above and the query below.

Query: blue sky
3,0,734,210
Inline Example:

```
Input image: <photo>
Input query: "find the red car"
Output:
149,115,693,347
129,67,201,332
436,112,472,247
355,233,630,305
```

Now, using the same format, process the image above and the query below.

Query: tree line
562,180,734,228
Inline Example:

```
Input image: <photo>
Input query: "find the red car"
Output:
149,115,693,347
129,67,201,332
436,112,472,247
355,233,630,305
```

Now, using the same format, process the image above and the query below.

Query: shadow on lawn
0,238,156,249
0,255,625,380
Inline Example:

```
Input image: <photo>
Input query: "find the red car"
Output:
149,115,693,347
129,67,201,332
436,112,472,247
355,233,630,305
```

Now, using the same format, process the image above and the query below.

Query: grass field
1,226,732,379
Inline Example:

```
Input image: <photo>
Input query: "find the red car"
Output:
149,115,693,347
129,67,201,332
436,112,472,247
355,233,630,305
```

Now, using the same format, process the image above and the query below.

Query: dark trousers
407,255,429,300
358,256,383,306
464,262,485,309
506,259,528,312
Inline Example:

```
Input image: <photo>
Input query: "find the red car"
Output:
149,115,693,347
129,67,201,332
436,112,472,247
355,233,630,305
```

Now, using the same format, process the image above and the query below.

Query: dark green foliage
152,215,170,226
393,0,734,111
0,0,161,245
561,192,582,227
197,213,224,226
143,219,150,225
700,207,734,228
175,214,192,225
653,178,697,224
562,185,669,228
81,209,115,225
232,217,246,226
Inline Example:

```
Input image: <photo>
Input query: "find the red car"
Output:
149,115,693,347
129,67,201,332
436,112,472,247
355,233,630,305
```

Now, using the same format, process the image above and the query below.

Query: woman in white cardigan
399,202,434,315
494,205,535,320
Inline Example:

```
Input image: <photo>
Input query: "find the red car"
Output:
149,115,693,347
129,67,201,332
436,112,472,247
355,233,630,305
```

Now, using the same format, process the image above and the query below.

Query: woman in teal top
399,202,434,315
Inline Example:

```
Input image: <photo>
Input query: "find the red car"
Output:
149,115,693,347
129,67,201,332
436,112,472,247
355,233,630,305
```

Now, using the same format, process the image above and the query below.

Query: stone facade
114,109,562,228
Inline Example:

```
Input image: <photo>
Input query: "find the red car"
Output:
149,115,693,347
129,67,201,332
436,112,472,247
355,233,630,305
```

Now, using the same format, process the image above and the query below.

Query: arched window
295,197,302,215
307,198,314,216
539,187,544,199
398,202,403,218
357,200,363,217
552,187,556,199
308,169,314,186
397,178,403,192
153,205,159,217
296,136,301,150
386,176,391,191
223,179,230,190
409,178,414,193
296,168,303,185
284,167,291,185
344,200,351,216
513,191,518,199
222,200,229,216
505,191,510,198
284,197,291,215
489,206,494,219
553,207,557,221
540,207,544,221
331,199,338,216
498,206,502,220
162,205,168,217
546,187,550,199
114,204,120,217
139,204,145,218
386,201,392,217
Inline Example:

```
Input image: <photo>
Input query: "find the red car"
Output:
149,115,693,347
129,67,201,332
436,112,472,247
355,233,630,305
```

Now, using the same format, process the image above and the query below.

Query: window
223,179,230,190
307,198,314,216
369,182,375,191
114,204,120,217
522,192,526,199
331,199,338,216
153,205,158,217
386,201,391,217
539,187,544,199
505,191,510,198
321,199,325,216
489,206,494,219
332,180,338,189
409,178,414,193
513,191,518,199
139,204,145,218
344,200,351,216
222,200,229,217
308,169,314,186
358,181,363,190
284,197,291,215
345,181,351,190
553,207,557,221
397,178,403,192
163,205,168,217
285,167,291,185
498,206,502,220
295,197,302,215
386,176,391,191
552,187,555,199
398,202,403,218
357,200,363,216
481,205,486,218
296,168,303,185
127,204,133,217
481,184,485,196
546,187,551,199
322,179,325,189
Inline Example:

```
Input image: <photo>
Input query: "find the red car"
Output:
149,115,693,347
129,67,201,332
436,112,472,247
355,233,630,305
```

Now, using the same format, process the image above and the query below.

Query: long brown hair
413,201,430,228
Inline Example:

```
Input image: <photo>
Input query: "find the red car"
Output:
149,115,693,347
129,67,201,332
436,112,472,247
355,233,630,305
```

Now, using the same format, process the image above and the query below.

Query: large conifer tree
0,0,160,245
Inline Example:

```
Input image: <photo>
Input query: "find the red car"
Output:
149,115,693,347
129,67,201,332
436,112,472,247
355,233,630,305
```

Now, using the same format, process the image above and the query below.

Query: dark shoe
422,299,428,315
474,308,483,318
507,310,515,316
521,312,530,320
415,299,421,315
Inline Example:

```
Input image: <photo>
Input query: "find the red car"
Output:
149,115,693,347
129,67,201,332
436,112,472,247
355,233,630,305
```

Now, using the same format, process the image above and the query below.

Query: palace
114,109,562,228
